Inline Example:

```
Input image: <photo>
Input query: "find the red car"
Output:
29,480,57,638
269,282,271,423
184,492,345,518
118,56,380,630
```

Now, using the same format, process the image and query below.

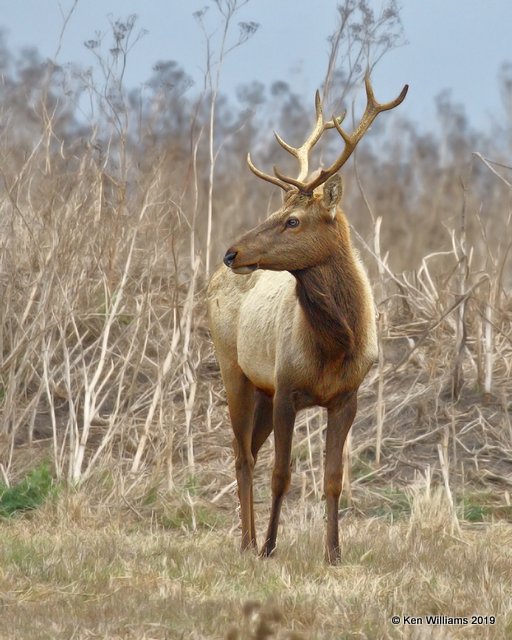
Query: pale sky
1,0,511,133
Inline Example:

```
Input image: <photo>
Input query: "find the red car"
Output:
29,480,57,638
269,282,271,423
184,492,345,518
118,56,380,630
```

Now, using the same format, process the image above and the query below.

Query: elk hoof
325,547,341,565
259,542,276,559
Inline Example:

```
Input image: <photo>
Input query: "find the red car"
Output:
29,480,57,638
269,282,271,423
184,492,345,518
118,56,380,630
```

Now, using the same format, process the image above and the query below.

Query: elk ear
322,174,343,217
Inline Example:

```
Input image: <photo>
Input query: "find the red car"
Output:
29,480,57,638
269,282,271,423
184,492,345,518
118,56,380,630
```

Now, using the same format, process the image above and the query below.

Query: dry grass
1,140,512,636
1,18,512,637
1,486,511,639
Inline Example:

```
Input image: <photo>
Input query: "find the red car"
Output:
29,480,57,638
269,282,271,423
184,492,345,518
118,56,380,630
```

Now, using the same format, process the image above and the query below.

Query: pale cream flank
207,228,378,404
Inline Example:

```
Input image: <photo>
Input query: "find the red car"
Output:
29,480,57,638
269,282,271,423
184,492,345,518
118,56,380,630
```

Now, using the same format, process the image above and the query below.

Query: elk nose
223,250,237,268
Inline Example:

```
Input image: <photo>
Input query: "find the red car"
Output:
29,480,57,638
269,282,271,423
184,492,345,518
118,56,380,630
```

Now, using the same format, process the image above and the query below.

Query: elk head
224,175,344,274
223,73,408,273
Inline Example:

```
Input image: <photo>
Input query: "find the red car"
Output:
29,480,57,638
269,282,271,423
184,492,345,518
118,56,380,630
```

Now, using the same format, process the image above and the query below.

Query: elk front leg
223,364,256,551
261,390,296,558
249,390,274,548
324,392,357,564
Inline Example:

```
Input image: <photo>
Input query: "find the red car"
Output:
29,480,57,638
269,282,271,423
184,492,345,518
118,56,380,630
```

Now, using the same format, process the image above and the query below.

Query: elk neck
291,214,365,361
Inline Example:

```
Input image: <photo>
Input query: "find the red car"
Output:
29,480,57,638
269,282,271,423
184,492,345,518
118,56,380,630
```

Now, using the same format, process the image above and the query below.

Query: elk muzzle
223,250,237,268
223,248,259,274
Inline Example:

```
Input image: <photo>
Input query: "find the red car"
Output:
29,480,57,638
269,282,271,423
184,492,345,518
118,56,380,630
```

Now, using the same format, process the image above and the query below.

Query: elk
207,74,408,564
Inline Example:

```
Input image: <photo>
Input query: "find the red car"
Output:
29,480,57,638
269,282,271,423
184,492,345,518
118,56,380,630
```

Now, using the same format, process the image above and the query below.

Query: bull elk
207,74,408,564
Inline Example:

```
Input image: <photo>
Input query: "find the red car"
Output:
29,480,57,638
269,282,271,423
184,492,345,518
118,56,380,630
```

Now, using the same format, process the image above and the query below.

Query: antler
247,73,409,195
247,90,346,192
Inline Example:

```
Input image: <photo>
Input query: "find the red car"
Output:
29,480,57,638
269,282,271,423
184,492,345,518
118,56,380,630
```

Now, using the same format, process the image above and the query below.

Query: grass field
1,485,512,639
1,5,512,638
1,187,511,637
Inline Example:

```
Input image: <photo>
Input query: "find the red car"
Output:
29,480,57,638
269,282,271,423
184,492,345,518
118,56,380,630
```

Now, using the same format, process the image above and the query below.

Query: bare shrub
0,5,510,527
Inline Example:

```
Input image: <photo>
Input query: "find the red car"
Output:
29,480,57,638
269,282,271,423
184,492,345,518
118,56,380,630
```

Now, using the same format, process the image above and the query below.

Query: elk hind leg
261,391,295,558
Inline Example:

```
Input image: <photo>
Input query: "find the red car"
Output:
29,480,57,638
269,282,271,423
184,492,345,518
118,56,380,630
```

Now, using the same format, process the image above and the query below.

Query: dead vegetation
0,2,512,638
1,486,512,639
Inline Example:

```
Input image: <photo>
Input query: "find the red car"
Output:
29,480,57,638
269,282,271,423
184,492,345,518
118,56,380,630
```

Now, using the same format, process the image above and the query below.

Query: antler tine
364,71,409,114
273,165,310,191
302,73,409,194
246,152,294,191
273,131,298,158
272,90,344,184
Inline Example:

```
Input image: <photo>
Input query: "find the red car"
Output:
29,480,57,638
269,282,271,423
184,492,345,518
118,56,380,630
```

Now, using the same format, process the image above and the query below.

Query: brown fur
292,212,363,360
208,78,407,563
207,176,377,563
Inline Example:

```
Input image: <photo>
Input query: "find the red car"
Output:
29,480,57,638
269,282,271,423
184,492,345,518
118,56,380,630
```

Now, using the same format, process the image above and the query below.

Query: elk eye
285,217,300,228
